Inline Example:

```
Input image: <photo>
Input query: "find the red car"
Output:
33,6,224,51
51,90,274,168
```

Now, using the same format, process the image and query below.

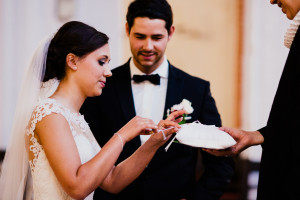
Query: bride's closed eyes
98,60,106,66
98,57,111,66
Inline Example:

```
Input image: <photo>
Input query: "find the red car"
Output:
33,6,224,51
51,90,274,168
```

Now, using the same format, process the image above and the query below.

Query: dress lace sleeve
26,98,100,172
25,98,68,171
24,98,100,200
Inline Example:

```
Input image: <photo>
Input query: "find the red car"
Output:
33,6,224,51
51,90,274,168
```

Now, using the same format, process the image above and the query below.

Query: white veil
0,34,55,200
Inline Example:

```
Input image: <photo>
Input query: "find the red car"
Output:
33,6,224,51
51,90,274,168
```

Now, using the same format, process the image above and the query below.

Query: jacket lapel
163,63,185,119
114,62,141,147
114,62,136,121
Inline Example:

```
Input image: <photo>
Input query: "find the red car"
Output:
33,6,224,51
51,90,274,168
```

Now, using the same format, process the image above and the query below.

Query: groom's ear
66,53,78,70
125,22,130,37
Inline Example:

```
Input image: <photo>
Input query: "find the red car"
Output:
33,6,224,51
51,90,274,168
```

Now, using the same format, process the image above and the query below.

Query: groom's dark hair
126,0,173,34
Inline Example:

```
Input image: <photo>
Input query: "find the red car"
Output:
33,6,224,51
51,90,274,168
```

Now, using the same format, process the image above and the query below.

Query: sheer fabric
26,98,101,199
0,35,52,200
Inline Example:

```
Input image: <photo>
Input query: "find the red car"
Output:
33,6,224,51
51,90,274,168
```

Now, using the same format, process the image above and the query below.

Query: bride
0,21,184,200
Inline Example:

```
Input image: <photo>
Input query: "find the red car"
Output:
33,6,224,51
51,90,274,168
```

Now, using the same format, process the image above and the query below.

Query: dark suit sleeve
191,83,235,200
258,126,267,149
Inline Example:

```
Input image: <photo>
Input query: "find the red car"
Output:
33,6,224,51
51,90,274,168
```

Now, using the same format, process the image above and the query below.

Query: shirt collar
130,56,169,79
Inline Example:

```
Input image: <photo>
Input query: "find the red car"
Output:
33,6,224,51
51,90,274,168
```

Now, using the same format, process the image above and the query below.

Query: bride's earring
71,60,77,70
66,53,77,70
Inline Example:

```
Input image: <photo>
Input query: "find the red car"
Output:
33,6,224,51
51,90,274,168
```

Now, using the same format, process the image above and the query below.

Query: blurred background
0,0,290,199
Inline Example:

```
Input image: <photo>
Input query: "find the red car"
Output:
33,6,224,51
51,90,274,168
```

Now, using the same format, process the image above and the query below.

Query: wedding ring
146,128,154,135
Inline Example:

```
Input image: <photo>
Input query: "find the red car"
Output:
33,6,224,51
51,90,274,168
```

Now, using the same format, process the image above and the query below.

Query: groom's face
126,17,174,74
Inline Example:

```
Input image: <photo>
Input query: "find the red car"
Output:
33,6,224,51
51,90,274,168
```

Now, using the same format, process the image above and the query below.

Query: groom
81,0,234,199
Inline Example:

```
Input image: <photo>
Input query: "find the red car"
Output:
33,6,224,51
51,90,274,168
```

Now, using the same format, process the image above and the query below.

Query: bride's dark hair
43,21,109,82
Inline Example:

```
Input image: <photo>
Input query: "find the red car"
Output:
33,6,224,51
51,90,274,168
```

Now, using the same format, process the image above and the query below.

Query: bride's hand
116,116,158,142
157,109,185,131
148,110,185,145
164,109,186,123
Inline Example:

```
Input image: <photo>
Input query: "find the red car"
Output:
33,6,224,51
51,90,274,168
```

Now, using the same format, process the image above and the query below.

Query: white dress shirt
130,57,169,145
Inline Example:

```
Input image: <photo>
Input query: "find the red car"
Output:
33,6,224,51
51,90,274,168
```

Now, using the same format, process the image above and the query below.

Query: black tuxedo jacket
81,60,234,200
257,27,300,199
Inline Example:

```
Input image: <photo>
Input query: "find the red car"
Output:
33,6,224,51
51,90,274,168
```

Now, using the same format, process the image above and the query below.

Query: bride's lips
99,81,106,88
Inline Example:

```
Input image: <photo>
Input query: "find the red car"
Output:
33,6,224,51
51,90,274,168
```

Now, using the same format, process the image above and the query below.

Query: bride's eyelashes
98,60,106,66
98,58,111,66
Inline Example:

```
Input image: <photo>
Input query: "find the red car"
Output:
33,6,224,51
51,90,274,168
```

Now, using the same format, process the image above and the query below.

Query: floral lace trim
284,12,300,49
39,78,60,99
26,98,89,172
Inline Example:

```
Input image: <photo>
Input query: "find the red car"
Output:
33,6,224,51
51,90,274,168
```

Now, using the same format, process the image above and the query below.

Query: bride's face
75,44,112,97
271,0,300,19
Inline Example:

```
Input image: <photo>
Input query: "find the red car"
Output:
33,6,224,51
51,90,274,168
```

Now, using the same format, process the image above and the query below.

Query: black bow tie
132,74,160,85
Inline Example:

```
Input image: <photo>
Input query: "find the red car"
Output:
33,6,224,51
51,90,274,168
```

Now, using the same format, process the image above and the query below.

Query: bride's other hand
165,109,186,123
116,116,158,142
148,110,185,145
148,122,179,145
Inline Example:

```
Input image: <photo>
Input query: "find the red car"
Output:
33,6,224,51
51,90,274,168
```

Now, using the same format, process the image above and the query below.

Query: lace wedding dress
26,98,101,200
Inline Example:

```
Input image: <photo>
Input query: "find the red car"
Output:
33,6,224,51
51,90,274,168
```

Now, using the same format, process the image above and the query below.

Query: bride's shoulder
30,98,67,123
26,98,68,136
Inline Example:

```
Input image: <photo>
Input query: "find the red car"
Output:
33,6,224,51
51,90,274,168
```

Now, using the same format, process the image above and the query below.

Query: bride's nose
104,66,112,77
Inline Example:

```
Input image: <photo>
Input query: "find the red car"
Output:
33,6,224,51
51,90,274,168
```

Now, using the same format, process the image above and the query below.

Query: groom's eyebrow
134,33,146,37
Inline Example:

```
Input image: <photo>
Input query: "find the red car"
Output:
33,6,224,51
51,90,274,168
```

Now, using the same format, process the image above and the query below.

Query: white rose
171,104,183,112
170,99,194,114
181,99,194,114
